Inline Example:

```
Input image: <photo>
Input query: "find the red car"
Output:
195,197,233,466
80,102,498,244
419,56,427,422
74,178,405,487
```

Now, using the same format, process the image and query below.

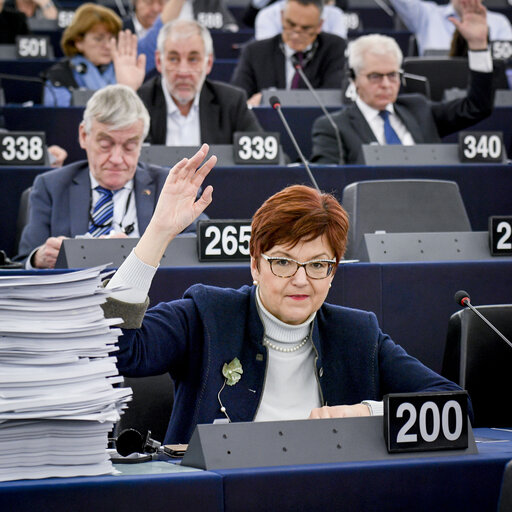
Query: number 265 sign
197,220,251,262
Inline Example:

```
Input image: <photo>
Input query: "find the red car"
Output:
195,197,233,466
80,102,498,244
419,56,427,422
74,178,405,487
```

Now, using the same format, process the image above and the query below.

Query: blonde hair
61,3,122,57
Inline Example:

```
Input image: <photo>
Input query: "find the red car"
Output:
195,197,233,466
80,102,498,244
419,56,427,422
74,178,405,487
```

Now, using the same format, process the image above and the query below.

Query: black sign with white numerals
197,220,251,262
459,131,504,163
384,391,469,453
0,132,46,165
196,12,223,29
489,216,512,256
16,36,50,59
233,132,280,165
491,40,512,62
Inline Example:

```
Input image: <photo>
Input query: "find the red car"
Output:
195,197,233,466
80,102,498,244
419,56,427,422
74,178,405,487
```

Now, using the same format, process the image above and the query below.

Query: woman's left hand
112,30,146,91
309,404,371,419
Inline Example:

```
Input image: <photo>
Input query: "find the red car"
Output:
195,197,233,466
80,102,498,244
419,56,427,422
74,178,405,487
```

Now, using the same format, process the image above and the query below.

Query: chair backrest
498,460,512,512
341,179,471,261
402,57,508,101
115,374,175,443
15,186,31,253
442,305,512,428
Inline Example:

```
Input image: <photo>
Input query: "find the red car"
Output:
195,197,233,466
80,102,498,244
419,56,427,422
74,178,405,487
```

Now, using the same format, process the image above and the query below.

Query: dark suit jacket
0,7,29,44
230,32,347,98
138,77,263,144
16,160,190,261
310,70,495,165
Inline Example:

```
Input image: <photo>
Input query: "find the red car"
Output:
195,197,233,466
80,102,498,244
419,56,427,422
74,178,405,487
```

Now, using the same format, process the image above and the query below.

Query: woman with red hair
104,144,464,445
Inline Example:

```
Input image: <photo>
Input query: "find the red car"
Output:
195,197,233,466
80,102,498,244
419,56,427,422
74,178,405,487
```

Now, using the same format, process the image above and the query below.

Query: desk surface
0,427,510,512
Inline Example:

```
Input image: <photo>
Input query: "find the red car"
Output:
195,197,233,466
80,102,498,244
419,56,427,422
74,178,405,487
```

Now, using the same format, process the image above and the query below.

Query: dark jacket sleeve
230,42,260,97
431,69,494,137
310,112,346,164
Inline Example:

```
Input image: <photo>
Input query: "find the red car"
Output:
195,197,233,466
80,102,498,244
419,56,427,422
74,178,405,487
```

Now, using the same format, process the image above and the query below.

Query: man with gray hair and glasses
17,84,200,269
135,19,262,145
311,0,495,165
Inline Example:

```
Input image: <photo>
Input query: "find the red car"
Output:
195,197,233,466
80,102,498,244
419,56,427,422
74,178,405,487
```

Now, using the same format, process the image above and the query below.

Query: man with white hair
137,19,262,145
17,84,198,269
389,0,512,56
311,0,494,164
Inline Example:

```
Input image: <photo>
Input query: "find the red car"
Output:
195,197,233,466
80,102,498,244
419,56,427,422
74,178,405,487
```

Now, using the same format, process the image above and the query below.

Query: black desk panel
4,104,512,164
2,164,511,258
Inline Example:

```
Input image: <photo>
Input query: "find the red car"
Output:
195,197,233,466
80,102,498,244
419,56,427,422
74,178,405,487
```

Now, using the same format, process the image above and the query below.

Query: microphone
269,95,320,192
454,290,512,350
373,0,394,17
292,61,344,165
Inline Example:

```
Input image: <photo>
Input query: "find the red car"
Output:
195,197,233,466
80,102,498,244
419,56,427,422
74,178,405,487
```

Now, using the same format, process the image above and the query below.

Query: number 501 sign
197,220,251,262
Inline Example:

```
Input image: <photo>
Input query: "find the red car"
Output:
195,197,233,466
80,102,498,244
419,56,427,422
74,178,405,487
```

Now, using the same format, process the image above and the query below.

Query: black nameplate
57,10,75,28
489,216,512,256
196,12,224,29
344,12,361,31
16,36,50,59
0,132,46,165
491,40,512,63
459,131,504,163
233,132,281,165
384,391,469,453
197,220,251,262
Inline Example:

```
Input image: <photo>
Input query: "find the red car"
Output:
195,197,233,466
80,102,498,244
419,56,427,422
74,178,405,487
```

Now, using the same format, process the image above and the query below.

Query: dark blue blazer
115,284,465,444
17,160,170,260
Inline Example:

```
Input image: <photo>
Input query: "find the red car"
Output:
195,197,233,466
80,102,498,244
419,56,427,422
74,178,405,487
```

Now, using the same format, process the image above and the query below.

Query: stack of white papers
0,266,132,481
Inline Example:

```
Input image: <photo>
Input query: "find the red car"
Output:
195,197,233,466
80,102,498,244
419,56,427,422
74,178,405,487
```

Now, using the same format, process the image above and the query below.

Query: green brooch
222,357,243,386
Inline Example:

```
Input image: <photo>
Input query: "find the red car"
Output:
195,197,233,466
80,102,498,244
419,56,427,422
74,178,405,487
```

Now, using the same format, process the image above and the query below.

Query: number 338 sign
0,132,46,165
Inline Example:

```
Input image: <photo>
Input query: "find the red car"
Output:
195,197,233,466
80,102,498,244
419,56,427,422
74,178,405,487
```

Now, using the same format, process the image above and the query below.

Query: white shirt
255,0,347,41
356,98,415,146
131,14,149,39
89,173,140,237
388,0,512,56
161,78,201,146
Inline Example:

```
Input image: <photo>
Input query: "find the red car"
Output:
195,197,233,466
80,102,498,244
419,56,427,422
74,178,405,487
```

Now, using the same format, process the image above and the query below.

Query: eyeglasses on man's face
262,254,336,279
363,70,403,84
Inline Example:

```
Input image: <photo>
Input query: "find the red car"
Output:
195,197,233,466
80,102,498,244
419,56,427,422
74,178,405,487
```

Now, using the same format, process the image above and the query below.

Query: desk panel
0,468,223,512
2,164,511,258
217,428,512,512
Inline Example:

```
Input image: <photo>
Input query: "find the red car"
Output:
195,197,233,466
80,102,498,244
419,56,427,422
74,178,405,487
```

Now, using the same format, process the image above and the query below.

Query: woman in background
42,3,121,106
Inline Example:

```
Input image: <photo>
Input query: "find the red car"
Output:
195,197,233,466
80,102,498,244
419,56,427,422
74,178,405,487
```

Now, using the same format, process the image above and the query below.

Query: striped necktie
379,110,402,145
88,186,114,237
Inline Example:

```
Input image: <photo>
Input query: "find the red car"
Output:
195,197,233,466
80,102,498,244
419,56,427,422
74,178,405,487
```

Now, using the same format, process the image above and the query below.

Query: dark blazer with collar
310,70,495,165
17,160,181,260
111,284,466,444
231,32,347,98
137,77,263,145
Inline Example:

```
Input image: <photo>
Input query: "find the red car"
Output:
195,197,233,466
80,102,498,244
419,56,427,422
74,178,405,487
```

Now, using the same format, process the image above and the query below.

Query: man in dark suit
137,19,262,144
17,84,199,269
231,0,346,107
311,0,494,165
123,0,167,39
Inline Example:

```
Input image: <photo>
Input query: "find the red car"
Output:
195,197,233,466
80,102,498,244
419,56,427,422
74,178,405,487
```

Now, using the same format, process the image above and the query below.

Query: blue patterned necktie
379,110,402,145
88,186,114,237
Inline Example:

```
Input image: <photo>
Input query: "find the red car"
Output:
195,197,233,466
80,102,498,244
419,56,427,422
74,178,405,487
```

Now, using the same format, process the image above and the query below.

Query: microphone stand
294,64,344,166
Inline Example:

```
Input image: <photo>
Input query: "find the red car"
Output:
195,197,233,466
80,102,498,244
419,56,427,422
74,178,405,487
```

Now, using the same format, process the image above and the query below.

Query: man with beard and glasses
135,19,262,145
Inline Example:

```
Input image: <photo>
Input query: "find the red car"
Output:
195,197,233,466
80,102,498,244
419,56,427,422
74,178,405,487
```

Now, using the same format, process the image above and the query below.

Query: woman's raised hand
135,144,216,266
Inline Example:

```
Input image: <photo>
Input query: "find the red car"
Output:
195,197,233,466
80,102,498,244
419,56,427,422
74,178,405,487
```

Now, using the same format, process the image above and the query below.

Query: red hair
250,185,349,264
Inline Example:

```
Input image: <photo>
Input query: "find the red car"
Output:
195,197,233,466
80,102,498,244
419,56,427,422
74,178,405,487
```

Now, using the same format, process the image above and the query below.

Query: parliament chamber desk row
0,427,511,512
2,104,512,166
2,162,511,259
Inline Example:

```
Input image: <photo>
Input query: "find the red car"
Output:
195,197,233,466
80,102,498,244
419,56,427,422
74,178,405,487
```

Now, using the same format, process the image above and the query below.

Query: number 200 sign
384,391,469,453
197,220,251,262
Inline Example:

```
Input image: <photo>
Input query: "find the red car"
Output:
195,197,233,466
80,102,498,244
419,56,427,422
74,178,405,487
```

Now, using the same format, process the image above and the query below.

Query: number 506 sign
197,220,251,262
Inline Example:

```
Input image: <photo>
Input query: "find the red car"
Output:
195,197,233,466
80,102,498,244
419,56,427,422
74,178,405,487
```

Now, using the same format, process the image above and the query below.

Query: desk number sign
0,132,46,165
459,131,504,163
16,36,50,59
197,220,251,262
233,132,280,165
384,391,469,453
489,216,512,256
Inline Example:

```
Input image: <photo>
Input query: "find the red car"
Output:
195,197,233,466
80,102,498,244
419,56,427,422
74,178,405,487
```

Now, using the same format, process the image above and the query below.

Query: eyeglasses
164,54,207,72
262,254,336,279
363,71,403,84
282,18,320,36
